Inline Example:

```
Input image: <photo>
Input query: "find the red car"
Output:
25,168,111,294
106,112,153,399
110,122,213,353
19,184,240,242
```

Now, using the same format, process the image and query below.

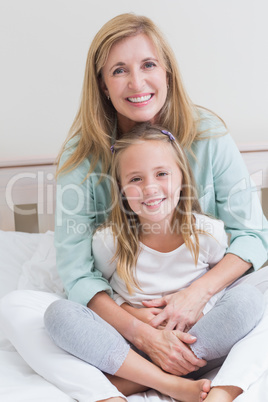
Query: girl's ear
118,182,125,196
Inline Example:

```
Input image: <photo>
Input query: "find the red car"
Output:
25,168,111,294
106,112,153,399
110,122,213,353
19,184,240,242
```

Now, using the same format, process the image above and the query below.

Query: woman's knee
227,284,265,323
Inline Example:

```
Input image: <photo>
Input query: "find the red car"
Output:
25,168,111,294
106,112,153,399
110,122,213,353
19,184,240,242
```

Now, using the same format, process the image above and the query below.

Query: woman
51,13,268,401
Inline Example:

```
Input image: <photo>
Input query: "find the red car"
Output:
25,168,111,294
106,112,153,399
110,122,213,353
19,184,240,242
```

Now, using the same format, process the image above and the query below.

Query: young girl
45,123,264,401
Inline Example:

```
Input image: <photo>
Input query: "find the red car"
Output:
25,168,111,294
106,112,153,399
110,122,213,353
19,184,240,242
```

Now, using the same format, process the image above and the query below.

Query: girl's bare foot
205,385,243,402
106,373,148,396
162,377,211,402
98,398,126,402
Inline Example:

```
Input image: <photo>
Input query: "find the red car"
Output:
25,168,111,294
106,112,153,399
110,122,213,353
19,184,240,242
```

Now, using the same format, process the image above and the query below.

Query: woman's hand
143,286,208,332
143,328,207,376
121,303,162,324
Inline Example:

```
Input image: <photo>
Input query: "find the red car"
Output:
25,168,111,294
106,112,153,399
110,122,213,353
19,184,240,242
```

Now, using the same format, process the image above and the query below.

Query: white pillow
17,231,65,297
0,290,126,402
0,230,43,299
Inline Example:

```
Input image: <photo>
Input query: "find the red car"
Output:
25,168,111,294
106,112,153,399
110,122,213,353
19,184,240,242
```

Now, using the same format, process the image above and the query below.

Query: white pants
0,266,268,402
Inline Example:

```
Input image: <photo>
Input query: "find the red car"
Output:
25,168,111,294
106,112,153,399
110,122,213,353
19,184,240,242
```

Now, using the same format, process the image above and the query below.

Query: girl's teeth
145,199,162,206
128,95,152,103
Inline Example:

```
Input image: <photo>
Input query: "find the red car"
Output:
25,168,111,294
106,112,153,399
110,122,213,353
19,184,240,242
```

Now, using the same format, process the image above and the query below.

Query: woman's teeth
128,94,152,103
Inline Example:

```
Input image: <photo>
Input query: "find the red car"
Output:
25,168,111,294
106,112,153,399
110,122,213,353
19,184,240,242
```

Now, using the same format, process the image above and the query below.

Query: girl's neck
139,222,184,253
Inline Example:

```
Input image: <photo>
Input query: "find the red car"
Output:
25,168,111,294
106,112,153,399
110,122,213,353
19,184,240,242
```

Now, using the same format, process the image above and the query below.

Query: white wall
1,0,268,161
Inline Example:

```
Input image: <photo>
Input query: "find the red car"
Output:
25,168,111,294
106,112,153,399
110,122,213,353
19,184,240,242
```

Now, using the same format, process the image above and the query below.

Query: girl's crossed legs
44,299,209,401
44,283,264,401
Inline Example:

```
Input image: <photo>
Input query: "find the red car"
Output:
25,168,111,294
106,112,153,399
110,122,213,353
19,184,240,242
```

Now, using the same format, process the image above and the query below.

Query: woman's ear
99,76,109,99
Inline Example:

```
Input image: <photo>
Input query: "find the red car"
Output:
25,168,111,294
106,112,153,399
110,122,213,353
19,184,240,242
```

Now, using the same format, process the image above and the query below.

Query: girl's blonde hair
57,13,201,178
108,123,202,294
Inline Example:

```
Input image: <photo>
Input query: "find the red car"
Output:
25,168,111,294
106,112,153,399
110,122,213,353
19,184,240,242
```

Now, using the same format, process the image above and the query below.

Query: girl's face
101,34,168,133
118,140,182,227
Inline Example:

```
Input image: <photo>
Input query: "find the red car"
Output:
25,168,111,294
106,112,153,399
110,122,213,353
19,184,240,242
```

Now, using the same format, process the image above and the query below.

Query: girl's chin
139,214,172,226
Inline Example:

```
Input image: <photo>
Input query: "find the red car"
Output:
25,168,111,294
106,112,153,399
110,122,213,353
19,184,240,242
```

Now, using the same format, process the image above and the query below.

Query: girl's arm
91,232,206,374
56,143,205,375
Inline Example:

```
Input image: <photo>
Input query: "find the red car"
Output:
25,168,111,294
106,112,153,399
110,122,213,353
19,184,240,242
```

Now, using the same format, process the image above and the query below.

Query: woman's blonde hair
57,13,201,178
108,123,202,294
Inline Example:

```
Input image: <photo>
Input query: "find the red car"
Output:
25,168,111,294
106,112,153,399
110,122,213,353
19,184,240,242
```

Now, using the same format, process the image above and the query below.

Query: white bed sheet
0,230,268,402
0,230,73,401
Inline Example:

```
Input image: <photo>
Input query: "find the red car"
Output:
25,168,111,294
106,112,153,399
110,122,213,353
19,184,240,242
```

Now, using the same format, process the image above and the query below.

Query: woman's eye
144,61,156,69
113,67,124,75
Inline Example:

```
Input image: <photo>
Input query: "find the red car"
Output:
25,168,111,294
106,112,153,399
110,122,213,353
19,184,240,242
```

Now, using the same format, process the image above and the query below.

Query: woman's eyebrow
109,57,159,73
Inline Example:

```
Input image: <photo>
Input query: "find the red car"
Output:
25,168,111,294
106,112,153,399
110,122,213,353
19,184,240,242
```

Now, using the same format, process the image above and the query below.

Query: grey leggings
44,283,264,376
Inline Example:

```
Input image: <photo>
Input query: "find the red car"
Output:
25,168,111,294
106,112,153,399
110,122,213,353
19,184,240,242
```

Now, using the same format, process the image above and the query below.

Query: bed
0,145,268,402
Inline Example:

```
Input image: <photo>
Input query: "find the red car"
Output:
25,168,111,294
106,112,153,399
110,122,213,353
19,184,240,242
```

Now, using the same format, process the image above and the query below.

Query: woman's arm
55,138,113,305
145,253,251,331
88,291,207,375
146,114,268,330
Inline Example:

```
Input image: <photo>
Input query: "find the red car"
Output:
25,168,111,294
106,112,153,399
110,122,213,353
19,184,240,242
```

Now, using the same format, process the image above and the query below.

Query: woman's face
101,34,168,133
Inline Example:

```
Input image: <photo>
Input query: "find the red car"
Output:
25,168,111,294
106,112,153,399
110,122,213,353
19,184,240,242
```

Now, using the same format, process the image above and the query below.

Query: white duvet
0,230,268,401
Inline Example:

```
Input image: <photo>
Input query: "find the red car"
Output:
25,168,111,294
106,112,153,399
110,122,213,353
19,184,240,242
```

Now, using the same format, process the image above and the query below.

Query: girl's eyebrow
109,57,158,73
124,166,170,179
125,171,141,179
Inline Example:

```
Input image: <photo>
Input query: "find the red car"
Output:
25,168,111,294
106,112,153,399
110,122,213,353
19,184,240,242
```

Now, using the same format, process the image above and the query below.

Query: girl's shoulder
92,226,116,252
194,213,225,237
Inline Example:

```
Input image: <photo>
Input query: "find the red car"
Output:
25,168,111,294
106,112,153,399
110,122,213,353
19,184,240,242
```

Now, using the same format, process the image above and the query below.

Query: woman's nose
128,69,144,91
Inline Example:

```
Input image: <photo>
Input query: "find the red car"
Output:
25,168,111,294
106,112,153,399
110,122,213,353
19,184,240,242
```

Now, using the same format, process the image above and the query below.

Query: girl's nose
143,182,159,197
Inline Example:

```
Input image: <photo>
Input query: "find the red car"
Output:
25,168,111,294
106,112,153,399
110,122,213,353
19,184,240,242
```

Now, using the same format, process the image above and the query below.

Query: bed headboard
0,146,268,233
0,158,56,233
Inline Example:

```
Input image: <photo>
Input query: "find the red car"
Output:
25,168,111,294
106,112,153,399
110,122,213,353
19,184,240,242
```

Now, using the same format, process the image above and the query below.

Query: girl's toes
200,391,208,400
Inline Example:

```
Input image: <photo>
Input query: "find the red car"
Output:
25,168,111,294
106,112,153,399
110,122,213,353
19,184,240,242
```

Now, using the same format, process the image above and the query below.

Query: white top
92,214,228,314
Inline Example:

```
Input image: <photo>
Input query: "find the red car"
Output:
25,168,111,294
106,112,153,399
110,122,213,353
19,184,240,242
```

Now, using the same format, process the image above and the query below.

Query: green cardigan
55,110,268,306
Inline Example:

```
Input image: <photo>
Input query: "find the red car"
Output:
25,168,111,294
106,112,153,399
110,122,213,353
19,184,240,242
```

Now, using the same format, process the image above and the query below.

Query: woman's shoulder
57,135,102,181
59,135,84,166
194,107,228,139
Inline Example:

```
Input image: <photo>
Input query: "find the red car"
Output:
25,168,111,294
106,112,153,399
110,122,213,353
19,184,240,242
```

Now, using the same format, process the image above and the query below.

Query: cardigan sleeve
210,132,268,269
54,139,113,306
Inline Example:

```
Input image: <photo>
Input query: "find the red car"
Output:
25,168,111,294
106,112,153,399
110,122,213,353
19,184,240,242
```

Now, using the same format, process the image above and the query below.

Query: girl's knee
44,299,93,335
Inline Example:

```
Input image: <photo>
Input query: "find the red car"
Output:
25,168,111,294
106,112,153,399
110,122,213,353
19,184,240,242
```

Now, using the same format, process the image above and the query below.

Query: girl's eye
130,177,141,183
157,172,168,177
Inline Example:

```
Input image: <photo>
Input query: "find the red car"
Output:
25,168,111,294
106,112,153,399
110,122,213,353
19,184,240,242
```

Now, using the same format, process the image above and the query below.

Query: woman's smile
126,93,154,105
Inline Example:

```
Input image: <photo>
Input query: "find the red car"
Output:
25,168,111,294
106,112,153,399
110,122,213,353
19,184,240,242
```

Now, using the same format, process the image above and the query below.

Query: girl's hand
121,303,162,324
143,328,207,375
143,287,207,331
